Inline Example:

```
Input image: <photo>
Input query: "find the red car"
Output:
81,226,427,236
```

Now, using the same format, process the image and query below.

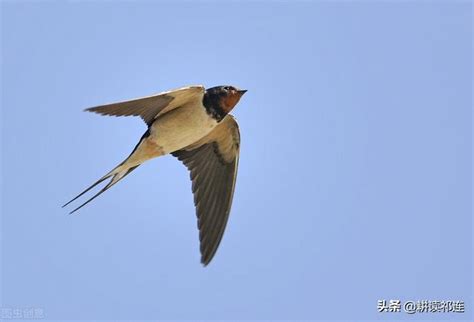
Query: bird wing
172,115,240,266
85,85,205,126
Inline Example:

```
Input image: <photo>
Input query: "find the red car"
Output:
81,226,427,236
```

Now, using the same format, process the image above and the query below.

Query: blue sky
1,1,472,321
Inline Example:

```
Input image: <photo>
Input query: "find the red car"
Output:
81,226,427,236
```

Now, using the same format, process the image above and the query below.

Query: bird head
205,85,247,115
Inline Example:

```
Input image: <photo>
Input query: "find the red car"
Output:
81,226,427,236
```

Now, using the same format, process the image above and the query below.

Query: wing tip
200,244,220,267
201,256,211,267
84,106,99,113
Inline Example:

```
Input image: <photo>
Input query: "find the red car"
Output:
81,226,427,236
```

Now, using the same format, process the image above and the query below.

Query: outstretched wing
85,85,205,126
172,115,240,266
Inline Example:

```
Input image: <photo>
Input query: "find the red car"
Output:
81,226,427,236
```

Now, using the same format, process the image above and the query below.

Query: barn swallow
63,85,246,265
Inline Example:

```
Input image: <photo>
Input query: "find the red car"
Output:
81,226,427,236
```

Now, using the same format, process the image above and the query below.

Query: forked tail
62,164,139,214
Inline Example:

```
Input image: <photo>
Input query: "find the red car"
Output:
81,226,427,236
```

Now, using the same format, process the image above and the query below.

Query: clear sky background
1,1,472,321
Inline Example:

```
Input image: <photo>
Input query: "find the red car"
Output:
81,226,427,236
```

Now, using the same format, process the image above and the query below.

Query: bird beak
237,89,247,96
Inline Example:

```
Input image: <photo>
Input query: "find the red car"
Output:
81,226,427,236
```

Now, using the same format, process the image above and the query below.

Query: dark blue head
203,85,247,121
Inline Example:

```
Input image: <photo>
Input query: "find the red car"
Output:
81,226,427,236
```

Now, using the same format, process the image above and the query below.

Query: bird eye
224,86,232,91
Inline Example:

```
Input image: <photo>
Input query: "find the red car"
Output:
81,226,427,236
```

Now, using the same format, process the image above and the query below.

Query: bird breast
148,103,218,154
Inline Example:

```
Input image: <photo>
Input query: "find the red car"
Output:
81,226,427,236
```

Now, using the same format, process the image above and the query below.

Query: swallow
63,85,246,265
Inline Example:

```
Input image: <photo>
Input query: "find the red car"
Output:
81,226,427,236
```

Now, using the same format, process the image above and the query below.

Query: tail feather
63,165,139,214
62,173,112,208
63,129,152,214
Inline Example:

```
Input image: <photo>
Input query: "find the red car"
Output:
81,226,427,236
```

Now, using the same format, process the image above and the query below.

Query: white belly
149,103,218,154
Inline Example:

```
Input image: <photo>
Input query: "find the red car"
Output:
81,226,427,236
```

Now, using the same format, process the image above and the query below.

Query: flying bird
63,85,246,265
